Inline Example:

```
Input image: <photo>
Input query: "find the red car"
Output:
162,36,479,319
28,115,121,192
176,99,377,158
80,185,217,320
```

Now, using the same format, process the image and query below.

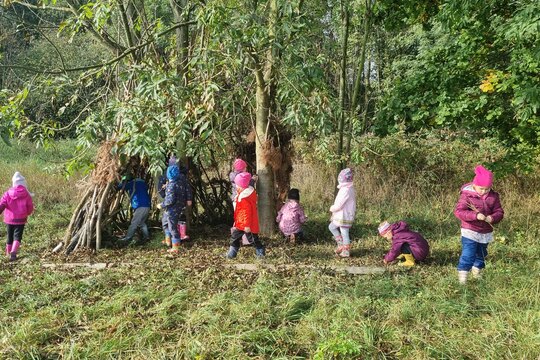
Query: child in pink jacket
276,188,307,243
329,168,356,257
454,165,504,284
0,172,34,261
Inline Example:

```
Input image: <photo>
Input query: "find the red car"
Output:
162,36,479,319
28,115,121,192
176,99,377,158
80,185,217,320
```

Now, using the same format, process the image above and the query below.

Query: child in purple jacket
454,165,504,284
276,188,307,243
0,172,34,261
378,220,430,267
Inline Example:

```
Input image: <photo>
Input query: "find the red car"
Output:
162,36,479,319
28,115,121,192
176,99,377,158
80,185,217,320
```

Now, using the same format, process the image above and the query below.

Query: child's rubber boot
458,270,468,284
178,222,190,241
6,244,12,258
226,246,239,259
10,240,20,262
255,246,266,259
334,236,344,255
167,239,180,254
398,253,415,267
471,266,482,279
339,244,350,258
162,236,171,247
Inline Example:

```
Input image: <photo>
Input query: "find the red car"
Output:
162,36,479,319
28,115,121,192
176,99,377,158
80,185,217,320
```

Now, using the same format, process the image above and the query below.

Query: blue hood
167,165,180,181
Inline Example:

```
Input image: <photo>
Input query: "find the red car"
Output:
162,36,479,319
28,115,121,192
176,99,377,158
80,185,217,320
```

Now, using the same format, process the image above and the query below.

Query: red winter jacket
234,187,259,233
454,183,504,233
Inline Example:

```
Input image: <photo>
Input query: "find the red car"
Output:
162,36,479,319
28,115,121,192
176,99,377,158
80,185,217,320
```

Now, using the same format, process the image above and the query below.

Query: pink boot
6,244,12,257
10,240,20,262
339,244,351,258
334,235,344,255
178,222,190,241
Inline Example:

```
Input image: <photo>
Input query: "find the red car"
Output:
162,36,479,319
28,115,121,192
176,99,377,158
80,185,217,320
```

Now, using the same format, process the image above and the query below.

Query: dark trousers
401,243,412,255
7,224,25,245
231,228,263,249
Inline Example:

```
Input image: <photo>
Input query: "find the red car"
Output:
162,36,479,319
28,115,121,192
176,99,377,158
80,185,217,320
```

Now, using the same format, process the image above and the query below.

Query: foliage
377,0,540,170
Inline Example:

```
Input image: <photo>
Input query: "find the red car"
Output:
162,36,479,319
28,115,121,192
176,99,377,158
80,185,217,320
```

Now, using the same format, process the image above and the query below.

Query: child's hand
476,213,486,221
485,215,493,223
157,203,163,210
383,259,389,265
251,174,258,182
244,227,251,233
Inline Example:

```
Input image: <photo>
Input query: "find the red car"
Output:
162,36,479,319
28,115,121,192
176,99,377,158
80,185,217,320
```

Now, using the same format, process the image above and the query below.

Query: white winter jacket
329,182,356,228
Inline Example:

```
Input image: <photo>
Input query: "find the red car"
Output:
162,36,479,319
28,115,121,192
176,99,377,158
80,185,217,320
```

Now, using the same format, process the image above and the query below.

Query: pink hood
0,185,34,225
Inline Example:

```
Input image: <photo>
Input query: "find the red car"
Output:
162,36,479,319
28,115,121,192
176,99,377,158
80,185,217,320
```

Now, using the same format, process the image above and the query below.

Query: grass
1,141,540,359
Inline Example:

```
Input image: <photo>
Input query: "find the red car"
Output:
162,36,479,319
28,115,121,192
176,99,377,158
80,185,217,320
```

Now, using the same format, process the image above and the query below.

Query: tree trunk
337,0,350,174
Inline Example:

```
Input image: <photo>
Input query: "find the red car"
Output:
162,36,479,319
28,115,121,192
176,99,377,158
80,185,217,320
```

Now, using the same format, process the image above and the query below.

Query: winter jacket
329,182,356,228
0,185,34,225
384,221,430,262
234,187,259,233
276,200,307,235
454,183,504,234
118,178,151,209
161,166,192,220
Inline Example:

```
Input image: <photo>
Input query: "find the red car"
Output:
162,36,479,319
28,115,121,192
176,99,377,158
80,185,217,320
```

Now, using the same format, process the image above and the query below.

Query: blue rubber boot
255,246,266,259
226,246,239,259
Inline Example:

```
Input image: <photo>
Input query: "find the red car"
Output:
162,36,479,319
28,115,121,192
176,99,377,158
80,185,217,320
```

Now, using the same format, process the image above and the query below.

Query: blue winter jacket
118,178,151,209
161,165,192,219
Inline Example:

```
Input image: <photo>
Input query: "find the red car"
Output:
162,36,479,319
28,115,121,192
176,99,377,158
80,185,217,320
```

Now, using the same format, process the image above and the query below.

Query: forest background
0,0,539,358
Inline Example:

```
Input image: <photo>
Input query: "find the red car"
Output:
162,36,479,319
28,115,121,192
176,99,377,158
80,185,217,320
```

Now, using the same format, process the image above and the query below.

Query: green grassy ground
1,142,539,359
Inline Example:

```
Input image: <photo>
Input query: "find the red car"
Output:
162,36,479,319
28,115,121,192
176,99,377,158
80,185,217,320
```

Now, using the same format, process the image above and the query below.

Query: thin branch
0,20,197,75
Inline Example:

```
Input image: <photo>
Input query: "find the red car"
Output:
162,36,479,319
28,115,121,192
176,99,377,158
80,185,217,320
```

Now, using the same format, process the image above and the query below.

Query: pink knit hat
234,172,251,189
233,158,247,172
472,165,493,187
378,221,391,236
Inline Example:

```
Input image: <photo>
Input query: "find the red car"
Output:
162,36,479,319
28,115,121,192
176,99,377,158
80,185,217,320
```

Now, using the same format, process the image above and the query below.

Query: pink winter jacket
454,183,504,233
276,200,307,236
0,185,34,225
330,182,356,228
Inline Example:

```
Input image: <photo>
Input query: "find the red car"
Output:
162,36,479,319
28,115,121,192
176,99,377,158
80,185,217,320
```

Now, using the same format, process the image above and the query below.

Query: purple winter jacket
454,183,504,233
0,185,34,225
384,221,430,262
276,200,307,236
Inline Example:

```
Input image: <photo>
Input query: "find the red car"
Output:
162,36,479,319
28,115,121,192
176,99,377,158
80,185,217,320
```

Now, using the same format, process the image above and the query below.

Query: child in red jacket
454,165,504,284
0,172,34,261
227,172,265,258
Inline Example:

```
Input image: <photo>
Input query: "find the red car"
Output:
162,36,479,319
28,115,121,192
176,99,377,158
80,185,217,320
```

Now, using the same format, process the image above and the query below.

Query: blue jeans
457,236,489,271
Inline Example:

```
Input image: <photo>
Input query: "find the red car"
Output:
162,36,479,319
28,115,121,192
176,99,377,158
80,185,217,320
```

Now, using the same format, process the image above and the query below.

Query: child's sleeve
453,193,477,221
384,242,402,263
490,193,504,224
298,206,307,224
0,192,6,214
276,208,283,223
329,189,350,212
26,194,34,216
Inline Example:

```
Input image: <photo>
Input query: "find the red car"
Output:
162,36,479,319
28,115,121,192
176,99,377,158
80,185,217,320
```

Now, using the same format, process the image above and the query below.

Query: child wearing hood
0,172,34,261
276,188,307,243
329,168,356,257
227,172,265,259
158,156,190,246
454,165,504,284
229,158,257,203
157,164,192,254
378,220,430,267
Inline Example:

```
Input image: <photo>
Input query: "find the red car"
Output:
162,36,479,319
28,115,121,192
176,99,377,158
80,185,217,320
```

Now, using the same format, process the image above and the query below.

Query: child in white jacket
329,168,356,257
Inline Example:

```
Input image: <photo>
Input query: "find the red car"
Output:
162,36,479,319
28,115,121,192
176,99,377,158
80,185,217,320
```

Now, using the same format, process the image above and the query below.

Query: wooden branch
96,182,113,250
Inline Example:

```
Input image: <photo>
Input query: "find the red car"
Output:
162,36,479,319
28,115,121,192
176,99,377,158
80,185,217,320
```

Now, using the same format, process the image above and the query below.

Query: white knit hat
12,172,27,188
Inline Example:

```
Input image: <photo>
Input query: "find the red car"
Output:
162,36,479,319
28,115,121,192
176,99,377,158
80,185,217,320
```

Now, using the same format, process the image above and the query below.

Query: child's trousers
457,236,488,271
328,223,351,245
6,224,25,245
